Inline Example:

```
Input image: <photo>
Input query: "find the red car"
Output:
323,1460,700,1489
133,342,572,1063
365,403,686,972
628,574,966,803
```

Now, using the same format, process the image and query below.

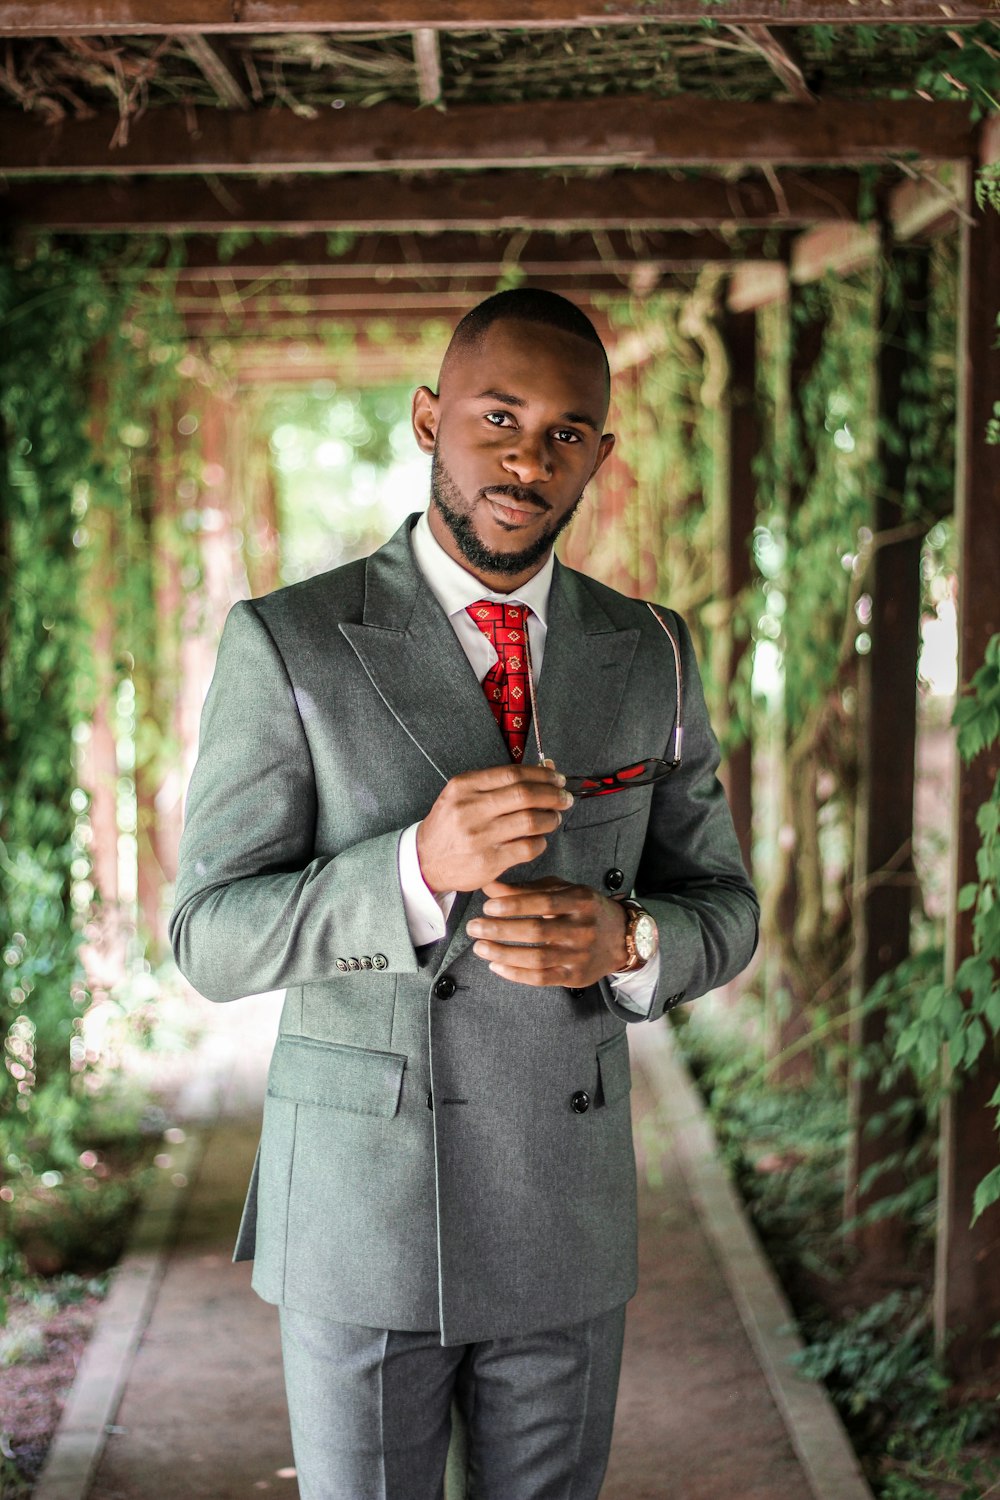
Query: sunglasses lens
565,757,675,798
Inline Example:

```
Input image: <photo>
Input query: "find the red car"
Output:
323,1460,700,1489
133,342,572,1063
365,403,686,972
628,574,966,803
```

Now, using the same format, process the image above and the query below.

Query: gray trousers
279,1303,626,1500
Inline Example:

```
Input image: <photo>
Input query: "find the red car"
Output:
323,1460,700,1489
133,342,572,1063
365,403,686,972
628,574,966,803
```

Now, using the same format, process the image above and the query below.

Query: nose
502,433,552,484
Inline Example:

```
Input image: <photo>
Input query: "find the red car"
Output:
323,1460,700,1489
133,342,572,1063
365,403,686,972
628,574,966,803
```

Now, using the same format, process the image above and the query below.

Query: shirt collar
411,507,554,628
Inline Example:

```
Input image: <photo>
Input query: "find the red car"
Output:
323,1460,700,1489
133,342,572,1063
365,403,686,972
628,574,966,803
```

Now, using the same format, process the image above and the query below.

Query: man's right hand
416,764,573,895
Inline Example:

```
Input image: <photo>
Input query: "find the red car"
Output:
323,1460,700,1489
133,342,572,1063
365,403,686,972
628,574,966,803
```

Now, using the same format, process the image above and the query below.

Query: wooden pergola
2,0,999,1382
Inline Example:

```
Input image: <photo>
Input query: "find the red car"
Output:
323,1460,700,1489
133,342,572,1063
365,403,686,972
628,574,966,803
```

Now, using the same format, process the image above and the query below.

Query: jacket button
434,975,457,1000
427,1092,434,1111
570,1091,591,1114
567,987,584,998
604,868,624,892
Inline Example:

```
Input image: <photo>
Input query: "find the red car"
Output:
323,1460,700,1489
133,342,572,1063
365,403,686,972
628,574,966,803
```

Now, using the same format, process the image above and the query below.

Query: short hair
442,287,610,391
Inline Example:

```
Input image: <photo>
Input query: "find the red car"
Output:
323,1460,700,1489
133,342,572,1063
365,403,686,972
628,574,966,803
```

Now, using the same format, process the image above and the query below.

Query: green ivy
0,235,186,1300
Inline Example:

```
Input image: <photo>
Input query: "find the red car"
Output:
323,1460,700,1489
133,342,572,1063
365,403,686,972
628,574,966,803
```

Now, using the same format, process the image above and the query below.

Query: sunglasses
523,602,684,800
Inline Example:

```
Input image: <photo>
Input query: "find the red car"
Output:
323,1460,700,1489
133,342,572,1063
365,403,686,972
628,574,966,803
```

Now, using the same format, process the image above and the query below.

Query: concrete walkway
44,998,872,1500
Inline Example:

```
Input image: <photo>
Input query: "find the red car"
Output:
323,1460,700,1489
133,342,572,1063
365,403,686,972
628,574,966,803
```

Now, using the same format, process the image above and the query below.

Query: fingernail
560,790,573,807
553,771,566,786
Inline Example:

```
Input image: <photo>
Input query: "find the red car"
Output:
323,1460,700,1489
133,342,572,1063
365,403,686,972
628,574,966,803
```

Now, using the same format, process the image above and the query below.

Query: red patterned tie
466,600,532,763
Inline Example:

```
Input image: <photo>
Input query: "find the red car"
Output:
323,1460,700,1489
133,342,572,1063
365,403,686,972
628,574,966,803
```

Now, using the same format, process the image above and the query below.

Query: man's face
411,318,615,591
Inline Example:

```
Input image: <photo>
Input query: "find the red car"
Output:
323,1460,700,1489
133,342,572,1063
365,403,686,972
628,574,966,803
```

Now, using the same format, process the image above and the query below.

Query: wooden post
934,178,1000,1377
766,284,829,1084
720,304,758,878
846,245,929,1262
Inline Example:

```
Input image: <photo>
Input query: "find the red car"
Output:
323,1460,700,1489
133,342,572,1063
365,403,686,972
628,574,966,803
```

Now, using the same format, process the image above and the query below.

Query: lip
483,492,547,527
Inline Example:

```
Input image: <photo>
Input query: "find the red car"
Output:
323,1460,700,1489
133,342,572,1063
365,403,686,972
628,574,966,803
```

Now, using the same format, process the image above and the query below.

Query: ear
411,386,439,455
589,431,616,481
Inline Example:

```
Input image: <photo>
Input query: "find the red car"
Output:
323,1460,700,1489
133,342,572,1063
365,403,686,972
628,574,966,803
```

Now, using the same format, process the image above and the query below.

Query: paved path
83,1025,821,1500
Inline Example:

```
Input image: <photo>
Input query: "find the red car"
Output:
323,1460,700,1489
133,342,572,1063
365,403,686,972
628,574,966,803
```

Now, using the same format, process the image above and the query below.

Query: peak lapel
533,563,640,794
339,519,508,786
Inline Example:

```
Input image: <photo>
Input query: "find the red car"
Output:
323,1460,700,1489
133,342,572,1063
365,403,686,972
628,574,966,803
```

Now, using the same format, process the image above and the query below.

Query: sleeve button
372,954,388,970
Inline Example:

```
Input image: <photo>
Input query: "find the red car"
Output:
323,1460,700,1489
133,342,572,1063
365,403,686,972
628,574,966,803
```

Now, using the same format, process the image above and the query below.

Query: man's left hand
466,877,630,988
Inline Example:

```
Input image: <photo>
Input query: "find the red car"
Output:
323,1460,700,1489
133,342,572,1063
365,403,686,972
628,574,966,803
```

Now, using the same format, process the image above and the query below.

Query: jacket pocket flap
597,1031,632,1107
268,1036,405,1117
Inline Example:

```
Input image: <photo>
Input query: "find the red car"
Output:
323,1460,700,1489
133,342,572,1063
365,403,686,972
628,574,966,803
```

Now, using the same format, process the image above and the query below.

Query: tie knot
466,600,528,644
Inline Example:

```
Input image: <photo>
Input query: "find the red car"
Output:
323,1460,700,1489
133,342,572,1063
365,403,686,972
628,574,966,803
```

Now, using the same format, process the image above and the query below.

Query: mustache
480,485,551,512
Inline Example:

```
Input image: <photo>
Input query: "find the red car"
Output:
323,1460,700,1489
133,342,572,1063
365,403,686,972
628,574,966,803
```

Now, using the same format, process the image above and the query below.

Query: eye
553,428,583,444
484,411,514,427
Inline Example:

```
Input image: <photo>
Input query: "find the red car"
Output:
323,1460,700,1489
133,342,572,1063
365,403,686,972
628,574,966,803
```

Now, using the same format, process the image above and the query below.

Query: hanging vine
0,234,187,1290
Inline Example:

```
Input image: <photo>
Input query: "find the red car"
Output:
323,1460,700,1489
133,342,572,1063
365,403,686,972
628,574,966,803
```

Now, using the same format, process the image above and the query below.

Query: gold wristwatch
620,899,659,972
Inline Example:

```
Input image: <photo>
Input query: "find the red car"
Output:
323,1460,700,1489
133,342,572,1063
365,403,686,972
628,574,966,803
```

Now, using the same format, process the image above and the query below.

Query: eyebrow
474,388,600,433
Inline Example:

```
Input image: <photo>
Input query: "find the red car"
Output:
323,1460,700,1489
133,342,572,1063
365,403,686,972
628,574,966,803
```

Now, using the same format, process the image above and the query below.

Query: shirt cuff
398,822,455,946
608,951,661,1017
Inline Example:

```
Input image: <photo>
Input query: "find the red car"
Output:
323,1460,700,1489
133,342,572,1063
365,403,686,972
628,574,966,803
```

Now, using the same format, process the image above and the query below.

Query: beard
430,449,584,578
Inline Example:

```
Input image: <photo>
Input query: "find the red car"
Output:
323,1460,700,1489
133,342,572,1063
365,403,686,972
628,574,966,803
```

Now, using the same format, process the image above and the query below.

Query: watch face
634,914,658,961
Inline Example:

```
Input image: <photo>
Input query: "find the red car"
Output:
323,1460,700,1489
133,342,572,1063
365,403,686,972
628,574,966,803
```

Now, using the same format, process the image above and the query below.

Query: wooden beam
1,169,866,233
179,34,250,109
889,161,970,240
153,229,793,281
726,25,817,105
791,166,971,283
934,162,1000,1381
1,100,977,176
726,260,788,312
169,274,645,308
788,165,973,285
412,29,442,107
790,221,881,283
0,2,994,34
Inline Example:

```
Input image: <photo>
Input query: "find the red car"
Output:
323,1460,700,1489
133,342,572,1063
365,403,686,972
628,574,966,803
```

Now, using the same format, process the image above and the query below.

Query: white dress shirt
396,509,659,1016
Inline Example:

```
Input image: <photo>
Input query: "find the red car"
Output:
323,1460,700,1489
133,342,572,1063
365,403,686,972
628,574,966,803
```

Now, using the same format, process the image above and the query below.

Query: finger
471,930,590,968
469,917,581,947
482,835,551,871
481,792,574,830
480,886,590,918
481,877,571,899
459,763,566,793
486,958,572,987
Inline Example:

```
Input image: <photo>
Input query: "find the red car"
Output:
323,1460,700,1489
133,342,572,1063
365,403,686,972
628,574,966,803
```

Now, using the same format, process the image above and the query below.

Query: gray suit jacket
169,515,758,1344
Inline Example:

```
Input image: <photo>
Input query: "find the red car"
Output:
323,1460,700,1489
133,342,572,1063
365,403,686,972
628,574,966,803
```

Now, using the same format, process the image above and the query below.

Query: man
170,288,758,1500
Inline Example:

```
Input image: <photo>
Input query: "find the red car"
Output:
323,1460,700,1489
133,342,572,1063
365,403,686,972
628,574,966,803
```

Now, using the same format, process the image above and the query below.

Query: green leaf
984,988,1000,1034
972,1165,1000,1225
958,882,979,912
964,1019,987,1068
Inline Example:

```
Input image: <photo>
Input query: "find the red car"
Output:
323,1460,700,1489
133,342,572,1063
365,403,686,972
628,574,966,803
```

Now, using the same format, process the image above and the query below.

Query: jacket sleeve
168,599,420,1002
601,610,759,1025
